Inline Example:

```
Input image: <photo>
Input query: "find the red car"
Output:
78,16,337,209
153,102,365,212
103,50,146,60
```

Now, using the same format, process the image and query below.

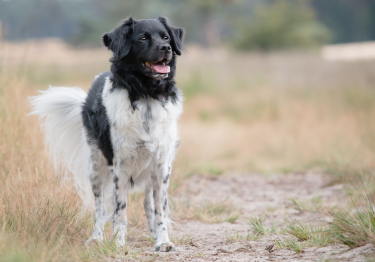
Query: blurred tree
187,0,238,47
0,0,374,48
233,0,331,51
312,0,375,44
0,0,74,40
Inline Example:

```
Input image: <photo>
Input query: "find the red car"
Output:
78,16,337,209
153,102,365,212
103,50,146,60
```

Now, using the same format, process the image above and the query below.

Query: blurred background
1,0,375,48
1,0,375,260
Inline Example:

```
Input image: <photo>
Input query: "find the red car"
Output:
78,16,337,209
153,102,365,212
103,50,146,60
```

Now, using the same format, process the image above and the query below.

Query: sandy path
130,173,375,261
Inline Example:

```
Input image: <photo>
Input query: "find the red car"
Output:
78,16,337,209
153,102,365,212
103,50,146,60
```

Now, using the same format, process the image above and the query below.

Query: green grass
290,198,307,212
227,231,251,242
275,237,305,253
329,196,375,248
309,230,334,247
284,220,311,241
276,195,375,251
248,217,266,237
290,197,323,213
284,221,334,247
225,213,240,223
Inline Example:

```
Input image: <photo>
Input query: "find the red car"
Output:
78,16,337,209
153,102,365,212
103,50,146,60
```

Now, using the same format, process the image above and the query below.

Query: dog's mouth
143,58,170,74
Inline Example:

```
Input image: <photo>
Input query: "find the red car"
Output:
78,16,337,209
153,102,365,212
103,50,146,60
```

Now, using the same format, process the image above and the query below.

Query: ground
120,173,375,261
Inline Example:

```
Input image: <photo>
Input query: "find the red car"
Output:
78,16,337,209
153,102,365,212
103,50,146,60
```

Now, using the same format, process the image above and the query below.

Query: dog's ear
158,16,184,56
102,17,135,60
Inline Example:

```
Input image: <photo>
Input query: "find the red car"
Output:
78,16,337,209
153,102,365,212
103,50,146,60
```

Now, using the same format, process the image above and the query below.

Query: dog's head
102,17,184,80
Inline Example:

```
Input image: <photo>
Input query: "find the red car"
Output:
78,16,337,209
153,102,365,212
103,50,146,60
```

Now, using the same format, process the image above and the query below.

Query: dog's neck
109,56,178,109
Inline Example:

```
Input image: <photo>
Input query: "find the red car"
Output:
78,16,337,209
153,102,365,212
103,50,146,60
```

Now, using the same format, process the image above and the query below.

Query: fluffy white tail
30,87,94,208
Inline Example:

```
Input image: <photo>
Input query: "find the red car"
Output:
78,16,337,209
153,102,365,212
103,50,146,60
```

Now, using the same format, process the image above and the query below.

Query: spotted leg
152,165,175,252
110,165,129,247
144,184,155,239
87,146,107,243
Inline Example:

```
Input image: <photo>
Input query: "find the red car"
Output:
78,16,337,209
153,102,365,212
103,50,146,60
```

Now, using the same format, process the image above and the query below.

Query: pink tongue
152,64,170,74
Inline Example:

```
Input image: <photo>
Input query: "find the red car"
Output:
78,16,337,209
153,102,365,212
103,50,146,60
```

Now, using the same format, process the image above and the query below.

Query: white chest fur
102,78,182,180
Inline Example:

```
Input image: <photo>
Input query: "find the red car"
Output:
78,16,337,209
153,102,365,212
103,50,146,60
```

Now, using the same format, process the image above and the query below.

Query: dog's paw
154,241,176,252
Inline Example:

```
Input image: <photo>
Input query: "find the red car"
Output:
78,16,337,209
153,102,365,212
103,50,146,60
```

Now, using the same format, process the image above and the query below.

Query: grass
226,213,240,223
310,230,334,247
243,217,336,252
227,231,251,242
1,39,375,260
170,234,194,246
192,199,237,223
286,222,335,247
227,217,284,242
329,196,375,248
171,196,239,223
274,194,375,253
248,217,266,237
83,238,128,260
284,220,311,241
275,237,305,253
290,196,324,213
290,198,307,212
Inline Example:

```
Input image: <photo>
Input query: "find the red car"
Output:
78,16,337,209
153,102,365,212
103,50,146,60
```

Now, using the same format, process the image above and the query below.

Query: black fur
82,17,184,166
82,71,114,165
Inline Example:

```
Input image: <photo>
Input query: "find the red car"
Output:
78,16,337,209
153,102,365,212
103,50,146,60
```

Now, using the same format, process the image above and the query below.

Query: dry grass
176,198,238,223
1,39,375,260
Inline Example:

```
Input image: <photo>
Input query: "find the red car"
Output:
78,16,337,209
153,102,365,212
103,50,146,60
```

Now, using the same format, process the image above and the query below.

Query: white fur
29,87,94,208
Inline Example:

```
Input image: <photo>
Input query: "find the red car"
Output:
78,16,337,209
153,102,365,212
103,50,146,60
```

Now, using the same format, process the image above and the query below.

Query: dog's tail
30,87,93,208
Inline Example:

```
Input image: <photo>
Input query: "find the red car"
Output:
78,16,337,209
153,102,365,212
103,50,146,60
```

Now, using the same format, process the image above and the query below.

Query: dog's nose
160,44,171,52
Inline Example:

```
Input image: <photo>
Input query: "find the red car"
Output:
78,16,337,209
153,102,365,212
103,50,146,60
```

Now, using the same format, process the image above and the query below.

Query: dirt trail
135,173,375,261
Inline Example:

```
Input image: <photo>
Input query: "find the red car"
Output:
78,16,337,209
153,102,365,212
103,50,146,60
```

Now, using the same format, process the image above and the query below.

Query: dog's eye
164,36,169,40
139,36,147,41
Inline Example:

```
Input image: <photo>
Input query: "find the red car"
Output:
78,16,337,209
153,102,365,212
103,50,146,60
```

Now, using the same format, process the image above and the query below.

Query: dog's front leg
87,146,107,243
144,184,155,239
110,165,129,247
152,165,175,252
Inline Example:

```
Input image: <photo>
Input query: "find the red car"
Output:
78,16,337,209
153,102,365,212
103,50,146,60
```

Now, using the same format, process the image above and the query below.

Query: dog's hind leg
144,183,155,239
87,145,108,243
152,164,175,252
110,164,129,247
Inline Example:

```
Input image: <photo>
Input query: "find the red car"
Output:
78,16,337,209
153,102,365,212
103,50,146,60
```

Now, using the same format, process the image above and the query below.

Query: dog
30,17,184,252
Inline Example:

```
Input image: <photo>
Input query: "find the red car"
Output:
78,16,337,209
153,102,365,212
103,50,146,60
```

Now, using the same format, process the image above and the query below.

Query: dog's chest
103,85,181,172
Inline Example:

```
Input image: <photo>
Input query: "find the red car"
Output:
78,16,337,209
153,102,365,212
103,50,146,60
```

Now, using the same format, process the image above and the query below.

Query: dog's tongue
151,63,170,74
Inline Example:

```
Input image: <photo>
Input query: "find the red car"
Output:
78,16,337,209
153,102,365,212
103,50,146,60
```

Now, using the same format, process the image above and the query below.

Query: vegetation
248,217,266,237
1,0,375,48
1,38,375,260
233,0,331,51
330,196,375,248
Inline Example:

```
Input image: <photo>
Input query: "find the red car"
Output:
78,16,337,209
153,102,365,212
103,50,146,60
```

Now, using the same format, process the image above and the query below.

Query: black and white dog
30,17,184,252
